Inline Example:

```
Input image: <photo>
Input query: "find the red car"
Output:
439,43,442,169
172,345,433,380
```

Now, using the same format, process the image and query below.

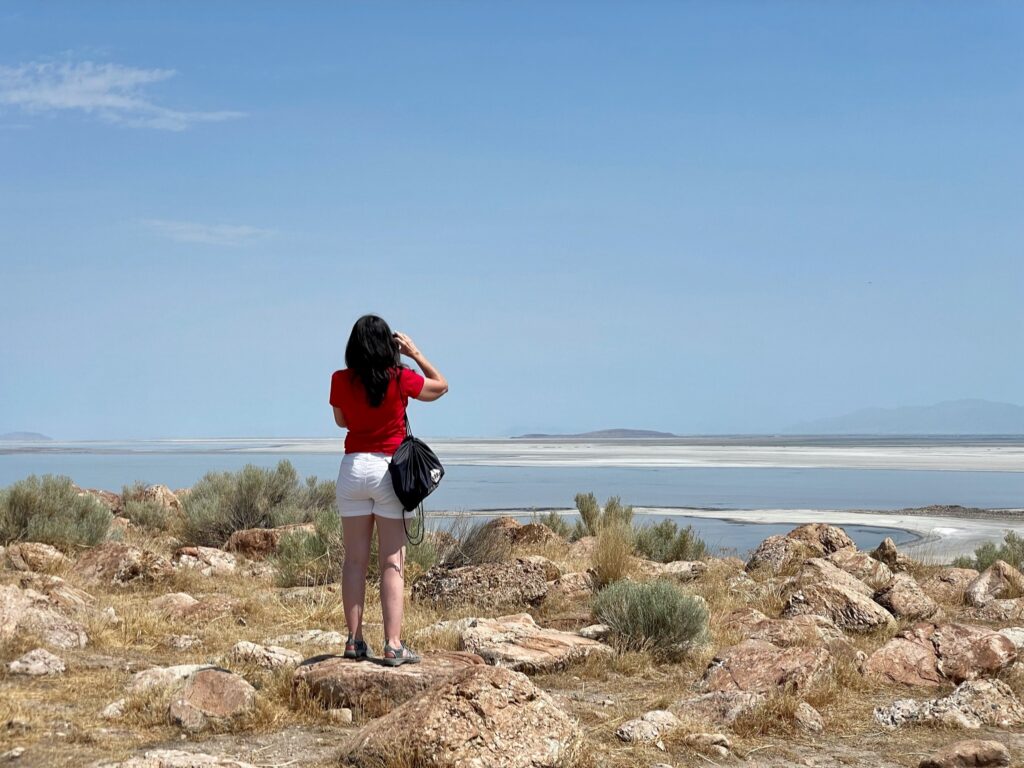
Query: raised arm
393,331,448,402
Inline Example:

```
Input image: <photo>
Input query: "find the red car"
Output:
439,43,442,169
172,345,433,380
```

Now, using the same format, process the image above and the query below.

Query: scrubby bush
592,520,635,587
0,474,111,550
953,531,1024,571
571,492,634,539
532,510,572,539
634,519,707,563
440,517,511,567
118,481,173,531
593,579,708,659
273,508,344,587
180,460,335,547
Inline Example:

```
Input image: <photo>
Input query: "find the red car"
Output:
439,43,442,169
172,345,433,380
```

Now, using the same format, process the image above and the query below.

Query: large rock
227,641,301,669
702,639,832,694
172,547,237,577
344,665,581,768
783,579,895,633
167,668,256,732
829,546,894,588
482,516,558,547
864,623,1016,687
921,568,979,604
411,559,549,611
967,598,1024,623
874,679,1024,729
9,647,65,675
224,524,316,560
721,607,842,647
5,542,68,573
748,523,856,571
93,750,256,768
965,561,1024,606
545,571,595,602
458,613,613,673
793,558,875,596
874,573,939,620
919,740,1011,768
292,651,485,717
0,584,88,649
71,543,172,587
872,537,914,573
137,484,181,511
128,664,215,694
17,573,93,609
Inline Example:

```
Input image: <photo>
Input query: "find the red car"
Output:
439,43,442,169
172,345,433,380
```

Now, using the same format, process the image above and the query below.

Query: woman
329,314,448,665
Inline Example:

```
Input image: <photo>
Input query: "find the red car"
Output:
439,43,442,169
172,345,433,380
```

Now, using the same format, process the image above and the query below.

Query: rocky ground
1,486,1023,767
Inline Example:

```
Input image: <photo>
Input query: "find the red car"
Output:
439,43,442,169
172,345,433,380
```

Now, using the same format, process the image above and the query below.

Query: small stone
919,739,1011,768
8,648,65,676
164,635,203,650
101,699,126,720
616,709,681,745
0,747,26,761
228,640,302,669
327,707,353,724
578,624,610,641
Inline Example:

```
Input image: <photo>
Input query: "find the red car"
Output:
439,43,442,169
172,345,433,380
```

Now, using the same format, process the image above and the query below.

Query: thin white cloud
0,59,244,130
143,219,274,247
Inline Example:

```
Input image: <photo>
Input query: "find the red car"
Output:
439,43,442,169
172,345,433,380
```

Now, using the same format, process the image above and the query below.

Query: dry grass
591,522,634,588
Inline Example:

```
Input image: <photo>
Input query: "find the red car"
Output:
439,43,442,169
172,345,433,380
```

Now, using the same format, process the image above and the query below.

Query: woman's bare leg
375,516,407,646
341,514,375,640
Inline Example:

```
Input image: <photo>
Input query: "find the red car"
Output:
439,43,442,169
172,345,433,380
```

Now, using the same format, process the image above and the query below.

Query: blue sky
1,2,1021,439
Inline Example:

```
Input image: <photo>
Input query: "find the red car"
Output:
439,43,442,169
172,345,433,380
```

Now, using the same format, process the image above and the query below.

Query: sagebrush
634,519,707,562
952,531,1024,571
0,474,111,550
593,579,708,659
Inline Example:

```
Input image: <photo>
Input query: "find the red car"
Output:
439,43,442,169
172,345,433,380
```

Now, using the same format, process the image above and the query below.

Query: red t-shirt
329,366,425,454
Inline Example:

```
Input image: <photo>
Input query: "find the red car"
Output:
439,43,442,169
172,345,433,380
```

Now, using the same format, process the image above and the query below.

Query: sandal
343,636,372,660
381,641,420,667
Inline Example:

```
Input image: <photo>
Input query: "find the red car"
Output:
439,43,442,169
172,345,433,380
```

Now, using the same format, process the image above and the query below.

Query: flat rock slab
459,613,614,673
292,651,485,717
703,639,832,694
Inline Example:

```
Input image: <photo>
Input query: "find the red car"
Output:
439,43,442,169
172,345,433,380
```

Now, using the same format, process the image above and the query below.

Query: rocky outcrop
411,559,549,611
702,639,832,694
0,584,88,649
457,613,613,673
918,740,1011,768
517,555,561,581
864,622,1017,688
344,665,581,768
172,546,237,577
872,537,914,573
227,641,301,669
829,546,894,588
8,647,65,675
292,651,485,717
721,607,842,647
223,524,316,560
967,598,1024,623
70,543,172,587
782,561,895,633
5,542,68,573
874,679,1024,729
920,568,979,604
167,668,256,732
874,573,939,620
965,561,1024,606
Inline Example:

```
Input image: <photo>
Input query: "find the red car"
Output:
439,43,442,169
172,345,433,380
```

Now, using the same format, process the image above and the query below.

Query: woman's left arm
333,407,347,428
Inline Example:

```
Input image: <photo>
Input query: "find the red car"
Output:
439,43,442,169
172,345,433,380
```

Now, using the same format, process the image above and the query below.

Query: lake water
3,437,1022,555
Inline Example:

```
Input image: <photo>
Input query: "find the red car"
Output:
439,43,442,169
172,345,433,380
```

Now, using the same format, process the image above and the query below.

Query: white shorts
335,452,406,520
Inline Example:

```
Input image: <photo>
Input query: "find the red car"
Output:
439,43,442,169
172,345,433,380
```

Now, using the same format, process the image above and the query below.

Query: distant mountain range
512,428,678,439
786,399,1024,435
0,432,52,441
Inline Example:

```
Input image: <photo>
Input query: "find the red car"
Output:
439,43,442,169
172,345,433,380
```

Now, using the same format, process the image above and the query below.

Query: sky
1,2,1022,439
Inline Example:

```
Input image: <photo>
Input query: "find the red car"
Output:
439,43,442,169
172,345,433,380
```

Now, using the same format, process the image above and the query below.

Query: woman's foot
344,635,372,660
381,641,420,666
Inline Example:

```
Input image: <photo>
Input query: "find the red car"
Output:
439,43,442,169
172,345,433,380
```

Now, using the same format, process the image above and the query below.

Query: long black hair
345,314,401,407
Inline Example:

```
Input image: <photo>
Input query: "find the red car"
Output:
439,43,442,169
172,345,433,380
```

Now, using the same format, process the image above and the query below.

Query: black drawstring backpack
388,372,444,545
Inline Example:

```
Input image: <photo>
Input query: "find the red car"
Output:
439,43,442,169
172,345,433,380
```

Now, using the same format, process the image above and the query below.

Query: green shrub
592,520,635,587
121,499,171,531
0,474,112,550
273,508,344,587
441,518,511,567
593,579,708,659
634,519,707,563
958,531,1024,571
180,460,334,547
532,510,571,540
571,492,635,539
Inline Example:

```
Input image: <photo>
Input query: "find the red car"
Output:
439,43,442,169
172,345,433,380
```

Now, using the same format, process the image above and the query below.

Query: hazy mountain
513,428,678,438
0,431,53,441
787,399,1024,435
